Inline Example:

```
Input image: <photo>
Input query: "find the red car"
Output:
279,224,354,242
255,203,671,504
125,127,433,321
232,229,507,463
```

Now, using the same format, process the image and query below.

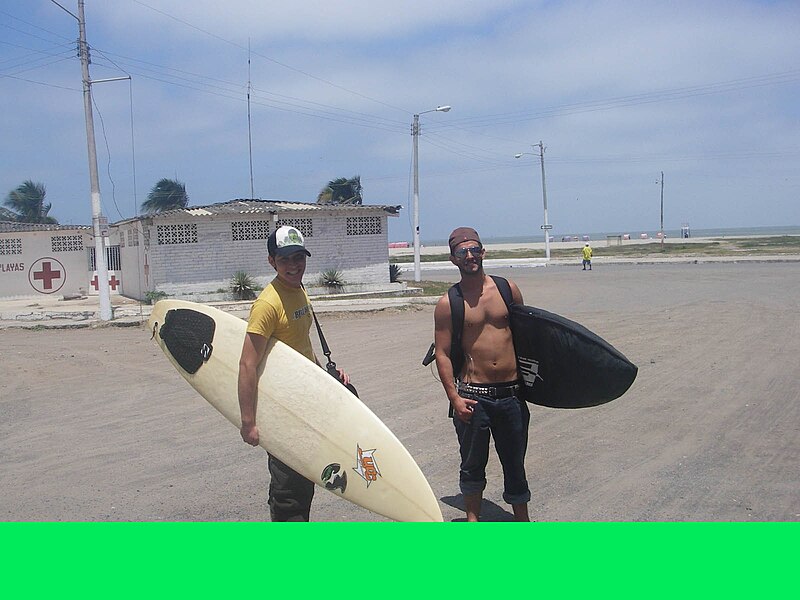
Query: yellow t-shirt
246,277,315,361
582,246,593,260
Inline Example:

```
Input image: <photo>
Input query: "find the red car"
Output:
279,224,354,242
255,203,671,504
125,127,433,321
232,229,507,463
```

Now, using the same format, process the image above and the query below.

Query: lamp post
515,141,551,260
412,105,451,281
660,171,664,252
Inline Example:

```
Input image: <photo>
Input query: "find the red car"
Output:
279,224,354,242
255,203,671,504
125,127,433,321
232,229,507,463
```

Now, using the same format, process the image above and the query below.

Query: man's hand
452,395,478,423
240,422,260,446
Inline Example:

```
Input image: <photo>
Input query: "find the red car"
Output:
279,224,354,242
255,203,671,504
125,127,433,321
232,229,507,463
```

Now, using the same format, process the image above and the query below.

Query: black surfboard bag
509,303,637,408
424,276,637,409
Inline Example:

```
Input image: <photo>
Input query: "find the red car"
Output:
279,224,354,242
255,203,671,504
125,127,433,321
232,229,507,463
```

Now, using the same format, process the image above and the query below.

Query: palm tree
3,180,58,224
317,175,363,205
140,178,189,214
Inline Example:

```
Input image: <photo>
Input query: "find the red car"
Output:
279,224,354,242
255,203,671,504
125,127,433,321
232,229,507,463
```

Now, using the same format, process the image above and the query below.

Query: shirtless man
433,227,531,522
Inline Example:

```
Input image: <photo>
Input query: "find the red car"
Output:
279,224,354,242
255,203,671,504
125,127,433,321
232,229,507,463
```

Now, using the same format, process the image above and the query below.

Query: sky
2,0,799,243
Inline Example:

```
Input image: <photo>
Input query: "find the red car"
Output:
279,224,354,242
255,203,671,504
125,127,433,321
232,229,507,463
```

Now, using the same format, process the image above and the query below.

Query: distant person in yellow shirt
582,243,593,270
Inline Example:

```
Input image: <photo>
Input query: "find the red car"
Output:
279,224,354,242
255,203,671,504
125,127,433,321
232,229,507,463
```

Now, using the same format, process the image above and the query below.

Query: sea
420,225,800,247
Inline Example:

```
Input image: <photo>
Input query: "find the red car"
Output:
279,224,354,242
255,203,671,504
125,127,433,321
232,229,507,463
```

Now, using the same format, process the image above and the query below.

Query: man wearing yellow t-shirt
582,243,593,270
238,225,348,521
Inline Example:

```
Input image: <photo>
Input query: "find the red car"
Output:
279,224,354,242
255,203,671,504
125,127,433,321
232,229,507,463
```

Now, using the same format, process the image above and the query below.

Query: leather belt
458,381,522,399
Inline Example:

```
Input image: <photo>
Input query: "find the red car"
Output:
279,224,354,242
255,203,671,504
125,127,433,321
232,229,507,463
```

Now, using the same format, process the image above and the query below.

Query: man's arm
508,278,524,306
433,295,476,423
238,332,269,446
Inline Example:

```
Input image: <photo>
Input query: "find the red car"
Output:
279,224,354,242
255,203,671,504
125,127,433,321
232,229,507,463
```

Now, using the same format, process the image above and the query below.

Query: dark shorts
267,454,315,522
453,386,531,505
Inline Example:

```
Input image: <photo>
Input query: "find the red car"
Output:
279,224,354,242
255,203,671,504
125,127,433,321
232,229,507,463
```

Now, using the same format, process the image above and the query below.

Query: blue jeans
453,392,531,505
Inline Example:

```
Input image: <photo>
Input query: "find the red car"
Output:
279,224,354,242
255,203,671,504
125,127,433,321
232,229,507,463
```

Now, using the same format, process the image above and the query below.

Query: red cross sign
29,258,66,294
91,273,121,292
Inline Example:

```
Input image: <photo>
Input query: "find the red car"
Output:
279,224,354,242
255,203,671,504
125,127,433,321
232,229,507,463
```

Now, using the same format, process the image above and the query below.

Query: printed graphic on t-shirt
293,304,310,320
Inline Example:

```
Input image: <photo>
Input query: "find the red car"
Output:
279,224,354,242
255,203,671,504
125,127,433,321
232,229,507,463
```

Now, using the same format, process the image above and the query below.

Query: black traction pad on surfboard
510,304,637,409
158,309,215,374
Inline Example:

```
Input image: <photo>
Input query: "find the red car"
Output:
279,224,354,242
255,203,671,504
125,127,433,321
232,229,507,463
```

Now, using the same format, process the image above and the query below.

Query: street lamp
412,105,451,281
656,171,664,252
515,141,551,260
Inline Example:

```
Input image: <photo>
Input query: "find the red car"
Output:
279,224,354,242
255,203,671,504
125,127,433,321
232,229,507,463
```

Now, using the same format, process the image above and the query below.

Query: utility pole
537,141,551,261
659,171,665,252
411,105,451,281
515,141,553,260
78,0,112,320
412,113,420,281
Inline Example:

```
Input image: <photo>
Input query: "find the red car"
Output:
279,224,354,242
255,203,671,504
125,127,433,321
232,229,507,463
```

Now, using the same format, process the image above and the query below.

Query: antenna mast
247,39,255,200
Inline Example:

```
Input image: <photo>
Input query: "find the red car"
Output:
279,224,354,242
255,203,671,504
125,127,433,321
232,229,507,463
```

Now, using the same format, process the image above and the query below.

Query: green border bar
2,522,794,598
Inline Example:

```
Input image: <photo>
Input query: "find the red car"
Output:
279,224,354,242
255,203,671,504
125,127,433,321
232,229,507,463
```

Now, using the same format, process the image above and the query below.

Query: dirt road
2,262,798,521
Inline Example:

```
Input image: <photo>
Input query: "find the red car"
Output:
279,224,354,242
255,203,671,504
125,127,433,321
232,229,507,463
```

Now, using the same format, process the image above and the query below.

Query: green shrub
389,263,402,283
318,269,346,290
144,290,168,305
230,271,257,300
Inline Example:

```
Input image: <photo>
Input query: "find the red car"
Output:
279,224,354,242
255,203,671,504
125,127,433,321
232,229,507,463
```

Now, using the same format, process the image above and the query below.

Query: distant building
0,221,121,299
1,199,402,301
114,199,402,301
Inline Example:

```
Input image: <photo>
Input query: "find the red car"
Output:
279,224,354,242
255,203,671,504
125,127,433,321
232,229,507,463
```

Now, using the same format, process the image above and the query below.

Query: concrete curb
3,254,798,329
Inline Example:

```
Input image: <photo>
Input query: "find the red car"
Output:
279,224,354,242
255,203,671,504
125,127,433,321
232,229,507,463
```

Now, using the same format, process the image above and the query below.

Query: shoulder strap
447,276,513,377
490,275,513,308
448,283,465,377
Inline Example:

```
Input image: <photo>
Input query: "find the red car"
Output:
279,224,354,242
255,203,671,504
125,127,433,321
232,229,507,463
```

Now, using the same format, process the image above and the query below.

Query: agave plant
230,271,257,300
318,269,346,291
389,263,402,283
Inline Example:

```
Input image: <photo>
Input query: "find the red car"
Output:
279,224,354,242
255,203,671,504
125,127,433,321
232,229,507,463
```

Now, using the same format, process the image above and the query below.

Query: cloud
1,0,798,238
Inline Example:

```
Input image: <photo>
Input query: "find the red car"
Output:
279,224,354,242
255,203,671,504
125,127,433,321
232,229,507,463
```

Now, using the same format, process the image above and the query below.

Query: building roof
0,221,91,233
116,199,402,225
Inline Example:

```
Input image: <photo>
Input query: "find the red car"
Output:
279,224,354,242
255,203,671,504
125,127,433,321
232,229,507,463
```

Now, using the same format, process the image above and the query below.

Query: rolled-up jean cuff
459,481,486,496
503,490,531,505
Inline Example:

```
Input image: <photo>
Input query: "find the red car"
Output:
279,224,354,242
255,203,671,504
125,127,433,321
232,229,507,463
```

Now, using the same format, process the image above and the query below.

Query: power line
0,71,79,91
436,69,800,131
128,0,410,114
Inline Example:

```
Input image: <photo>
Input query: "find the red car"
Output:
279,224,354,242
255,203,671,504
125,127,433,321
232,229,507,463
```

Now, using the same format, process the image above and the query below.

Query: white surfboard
148,299,442,522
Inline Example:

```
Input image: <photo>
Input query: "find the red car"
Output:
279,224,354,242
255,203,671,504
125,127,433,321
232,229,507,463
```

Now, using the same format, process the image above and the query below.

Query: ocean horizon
415,224,800,247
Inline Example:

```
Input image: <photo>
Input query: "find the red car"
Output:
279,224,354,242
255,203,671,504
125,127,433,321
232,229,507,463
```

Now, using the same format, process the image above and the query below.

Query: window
157,223,198,245
0,238,22,255
346,216,382,236
232,220,270,241
276,218,313,237
89,245,122,270
52,235,84,252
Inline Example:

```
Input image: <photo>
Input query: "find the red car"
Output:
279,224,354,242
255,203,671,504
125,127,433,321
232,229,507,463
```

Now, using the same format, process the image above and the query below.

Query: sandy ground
1,261,799,522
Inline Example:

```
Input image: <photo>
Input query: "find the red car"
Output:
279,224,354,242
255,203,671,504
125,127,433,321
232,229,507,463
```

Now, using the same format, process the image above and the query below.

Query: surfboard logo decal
518,355,544,387
353,445,381,487
321,463,348,493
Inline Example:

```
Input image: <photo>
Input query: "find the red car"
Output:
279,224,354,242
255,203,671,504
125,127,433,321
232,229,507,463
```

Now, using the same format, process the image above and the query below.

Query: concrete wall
117,221,147,300
0,229,92,299
119,209,394,300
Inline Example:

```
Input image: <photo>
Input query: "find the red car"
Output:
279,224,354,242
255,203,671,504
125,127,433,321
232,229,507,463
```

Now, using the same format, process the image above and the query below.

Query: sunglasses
453,245,483,259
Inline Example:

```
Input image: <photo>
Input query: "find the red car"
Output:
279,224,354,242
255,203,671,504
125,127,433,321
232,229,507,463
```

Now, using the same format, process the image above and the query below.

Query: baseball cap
448,226,482,254
267,225,311,257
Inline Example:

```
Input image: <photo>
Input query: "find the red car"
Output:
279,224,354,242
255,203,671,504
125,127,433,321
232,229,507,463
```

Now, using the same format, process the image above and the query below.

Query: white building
115,199,402,301
0,221,121,300
1,200,402,302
